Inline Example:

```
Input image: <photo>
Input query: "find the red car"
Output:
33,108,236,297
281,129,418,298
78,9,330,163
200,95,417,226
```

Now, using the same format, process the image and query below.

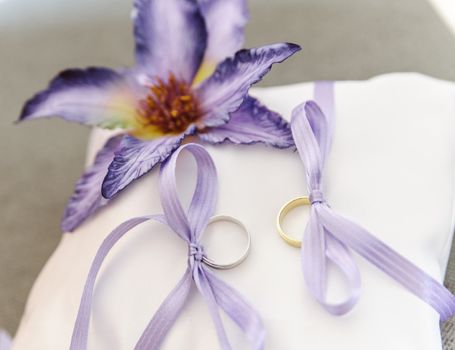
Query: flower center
136,74,201,135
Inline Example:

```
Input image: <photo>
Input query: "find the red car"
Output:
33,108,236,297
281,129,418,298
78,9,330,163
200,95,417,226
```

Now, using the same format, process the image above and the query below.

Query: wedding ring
202,215,251,270
276,196,311,248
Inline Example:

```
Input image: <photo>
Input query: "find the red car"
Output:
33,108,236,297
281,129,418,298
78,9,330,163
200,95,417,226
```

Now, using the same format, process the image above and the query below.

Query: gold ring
276,196,311,248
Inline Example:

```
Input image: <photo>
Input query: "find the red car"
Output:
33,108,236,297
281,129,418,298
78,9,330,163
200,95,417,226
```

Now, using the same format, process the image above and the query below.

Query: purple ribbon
70,143,265,350
293,81,455,320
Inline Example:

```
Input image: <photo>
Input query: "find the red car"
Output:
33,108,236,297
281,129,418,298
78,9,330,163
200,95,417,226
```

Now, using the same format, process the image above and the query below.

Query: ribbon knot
189,242,205,265
309,189,325,205
70,143,264,350
291,81,455,320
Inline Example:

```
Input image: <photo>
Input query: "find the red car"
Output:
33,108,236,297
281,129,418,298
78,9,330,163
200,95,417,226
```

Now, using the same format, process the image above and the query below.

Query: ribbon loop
71,143,264,350
290,81,455,320
292,101,327,191
159,144,217,242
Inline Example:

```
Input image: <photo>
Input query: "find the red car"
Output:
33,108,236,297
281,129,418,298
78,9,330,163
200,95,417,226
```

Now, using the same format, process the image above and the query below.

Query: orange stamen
136,74,201,136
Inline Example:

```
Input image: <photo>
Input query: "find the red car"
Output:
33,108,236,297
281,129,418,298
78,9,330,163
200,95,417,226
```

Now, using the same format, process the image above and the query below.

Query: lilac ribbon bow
292,82,455,320
70,143,265,350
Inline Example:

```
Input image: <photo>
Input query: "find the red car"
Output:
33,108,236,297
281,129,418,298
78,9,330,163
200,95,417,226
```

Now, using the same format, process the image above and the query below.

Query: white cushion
12,73,455,350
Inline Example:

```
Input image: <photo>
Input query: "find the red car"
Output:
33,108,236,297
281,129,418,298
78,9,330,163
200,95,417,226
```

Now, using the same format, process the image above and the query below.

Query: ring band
276,196,311,248
202,215,251,270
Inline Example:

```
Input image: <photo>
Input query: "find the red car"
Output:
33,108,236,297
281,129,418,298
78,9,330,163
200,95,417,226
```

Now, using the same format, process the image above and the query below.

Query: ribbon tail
320,206,455,321
193,265,232,350
303,209,361,315
70,214,166,350
204,268,266,350
0,330,12,350
134,268,193,350
313,81,335,159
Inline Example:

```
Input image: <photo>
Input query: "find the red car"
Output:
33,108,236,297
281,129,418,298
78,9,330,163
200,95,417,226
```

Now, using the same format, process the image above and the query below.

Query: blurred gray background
2,0,455,347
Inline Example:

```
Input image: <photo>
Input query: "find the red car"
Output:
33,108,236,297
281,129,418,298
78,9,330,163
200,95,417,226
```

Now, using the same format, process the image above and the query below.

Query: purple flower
19,0,301,232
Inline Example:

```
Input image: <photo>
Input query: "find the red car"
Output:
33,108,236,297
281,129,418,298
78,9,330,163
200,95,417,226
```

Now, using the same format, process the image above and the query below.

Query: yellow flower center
135,74,201,137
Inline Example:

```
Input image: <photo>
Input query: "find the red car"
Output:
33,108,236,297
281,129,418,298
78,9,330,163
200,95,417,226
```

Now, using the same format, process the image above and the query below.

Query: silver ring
202,215,251,270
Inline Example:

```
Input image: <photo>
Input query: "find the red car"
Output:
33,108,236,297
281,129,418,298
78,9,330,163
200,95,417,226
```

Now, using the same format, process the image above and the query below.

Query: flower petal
0,330,12,350
133,0,208,82
196,43,301,127
102,134,185,198
197,0,249,71
199,96,294,148
61,135,124,232
19,67,140,129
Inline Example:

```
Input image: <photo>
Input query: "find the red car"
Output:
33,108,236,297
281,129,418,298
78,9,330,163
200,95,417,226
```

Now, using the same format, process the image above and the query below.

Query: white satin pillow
12,73,455,350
